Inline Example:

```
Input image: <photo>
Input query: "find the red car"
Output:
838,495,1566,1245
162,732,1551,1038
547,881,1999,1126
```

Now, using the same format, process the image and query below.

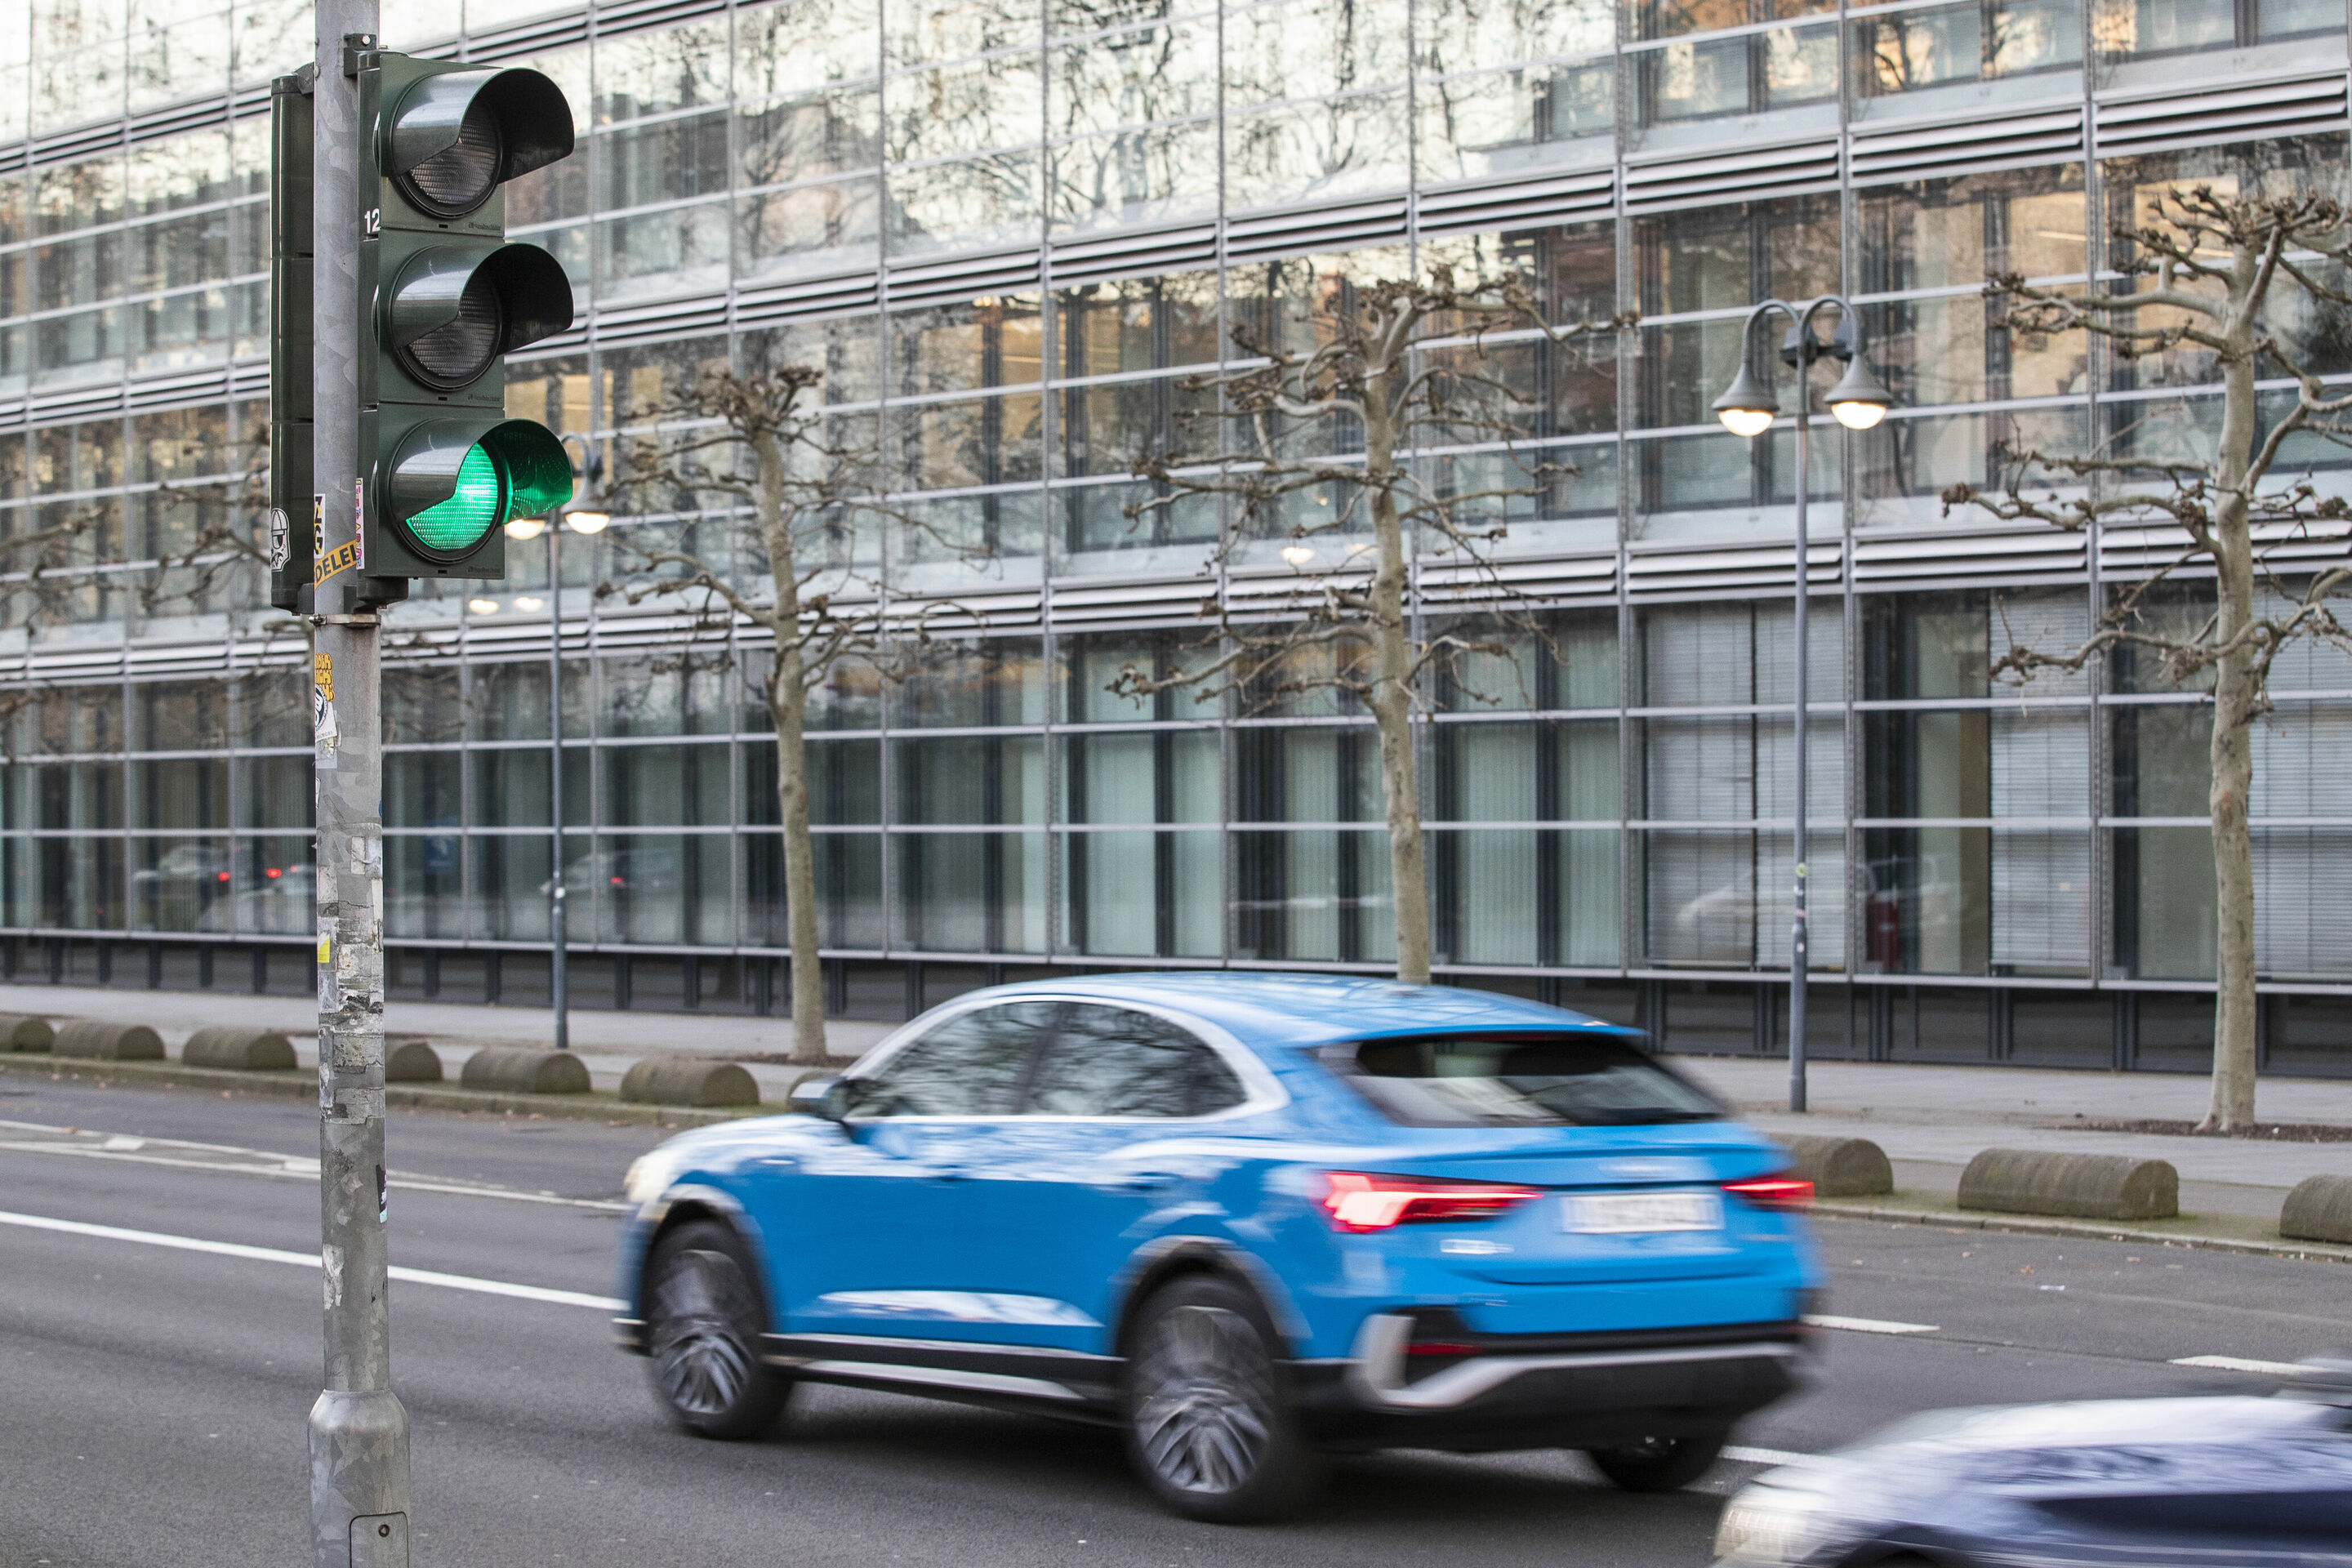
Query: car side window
1025,1004,1247,1118
845,1001,1055,1117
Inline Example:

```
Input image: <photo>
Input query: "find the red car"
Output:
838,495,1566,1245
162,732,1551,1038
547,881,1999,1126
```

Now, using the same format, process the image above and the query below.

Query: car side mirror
787,1075,853,1123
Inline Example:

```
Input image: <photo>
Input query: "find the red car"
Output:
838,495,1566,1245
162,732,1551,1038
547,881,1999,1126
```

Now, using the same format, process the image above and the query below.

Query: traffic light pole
308,0,412,1564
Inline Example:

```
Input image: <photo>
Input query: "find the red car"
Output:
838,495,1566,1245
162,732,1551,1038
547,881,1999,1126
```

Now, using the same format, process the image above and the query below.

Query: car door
769,1000,1056,1343
978,1003,1255,1345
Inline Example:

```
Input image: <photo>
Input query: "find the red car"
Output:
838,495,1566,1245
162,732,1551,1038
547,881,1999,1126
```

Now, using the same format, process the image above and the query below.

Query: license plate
1561,1189,1723,1234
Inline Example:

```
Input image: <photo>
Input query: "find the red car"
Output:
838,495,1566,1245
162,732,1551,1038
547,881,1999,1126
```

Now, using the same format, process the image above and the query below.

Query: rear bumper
1294,1316,1809,1453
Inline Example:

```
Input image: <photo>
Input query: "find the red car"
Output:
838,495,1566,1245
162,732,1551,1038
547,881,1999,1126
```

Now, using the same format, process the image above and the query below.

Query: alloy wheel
1131,1303,1276,1494
650,1247,760,1418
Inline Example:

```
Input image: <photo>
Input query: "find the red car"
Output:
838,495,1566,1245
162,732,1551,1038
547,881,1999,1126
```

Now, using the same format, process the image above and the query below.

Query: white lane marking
2172,1355,2309,1376
1722,1445,1815,1467
1804,1313,1940,1334
0,1209,625,1312
0,1120,626,1212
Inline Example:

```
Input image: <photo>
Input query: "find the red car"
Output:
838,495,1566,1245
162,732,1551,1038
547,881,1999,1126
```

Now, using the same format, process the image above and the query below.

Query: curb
0,1054,765,1129
1813,1199,2352,1265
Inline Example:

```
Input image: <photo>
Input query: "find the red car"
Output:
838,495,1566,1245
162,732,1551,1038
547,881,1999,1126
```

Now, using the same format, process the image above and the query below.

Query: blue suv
613,973,1821,1521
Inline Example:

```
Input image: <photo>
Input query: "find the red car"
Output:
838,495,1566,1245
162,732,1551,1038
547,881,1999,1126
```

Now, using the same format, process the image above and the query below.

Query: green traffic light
407,442,505,550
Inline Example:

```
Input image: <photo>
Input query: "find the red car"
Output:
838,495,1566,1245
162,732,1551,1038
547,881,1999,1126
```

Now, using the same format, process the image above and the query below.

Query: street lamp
505,435,608,1050
1710,296,1894,1114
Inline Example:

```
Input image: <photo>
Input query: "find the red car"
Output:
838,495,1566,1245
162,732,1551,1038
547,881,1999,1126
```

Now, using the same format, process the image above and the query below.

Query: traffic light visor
385,243,574,391
387,68,574,220
385,420,574,560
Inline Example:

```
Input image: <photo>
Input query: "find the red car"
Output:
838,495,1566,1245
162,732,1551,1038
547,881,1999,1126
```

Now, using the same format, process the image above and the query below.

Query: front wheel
1122,1276,1325,1523
644,1218,791,1440
1585,1429,1728,1492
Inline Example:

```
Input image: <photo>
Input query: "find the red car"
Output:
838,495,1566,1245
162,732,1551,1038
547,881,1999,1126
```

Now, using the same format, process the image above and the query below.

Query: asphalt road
0,1074,2344,1568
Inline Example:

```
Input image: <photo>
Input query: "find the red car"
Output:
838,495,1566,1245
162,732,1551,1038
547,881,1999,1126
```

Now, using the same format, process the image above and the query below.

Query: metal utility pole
1711,298,1893,1116
308,0,411,1562
549,510,569,1053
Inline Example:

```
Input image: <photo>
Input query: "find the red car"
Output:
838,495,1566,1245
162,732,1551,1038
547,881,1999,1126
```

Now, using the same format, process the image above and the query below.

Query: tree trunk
2203,287,2261,1133
1362,367,1431,983
756,435,830,1067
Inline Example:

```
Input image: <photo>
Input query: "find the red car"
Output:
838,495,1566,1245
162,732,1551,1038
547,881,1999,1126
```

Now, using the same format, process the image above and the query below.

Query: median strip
1803,1313,1939,1334
0,1208,624,1311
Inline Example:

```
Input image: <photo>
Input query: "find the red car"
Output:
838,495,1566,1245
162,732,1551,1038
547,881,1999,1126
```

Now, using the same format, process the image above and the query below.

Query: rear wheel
644,1219,791,1440
1585,1429,1728,1492
1122,1276,1324,1522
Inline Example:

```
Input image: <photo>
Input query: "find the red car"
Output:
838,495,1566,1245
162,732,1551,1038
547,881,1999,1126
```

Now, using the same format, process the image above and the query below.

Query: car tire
1584,1429,1728,1492
1122,1275,1325,1523
644,1218,791,1441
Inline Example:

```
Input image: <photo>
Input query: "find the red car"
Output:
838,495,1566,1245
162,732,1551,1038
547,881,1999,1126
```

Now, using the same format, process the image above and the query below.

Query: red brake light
1318,1171,1541,1232
1723,1174,1814,1211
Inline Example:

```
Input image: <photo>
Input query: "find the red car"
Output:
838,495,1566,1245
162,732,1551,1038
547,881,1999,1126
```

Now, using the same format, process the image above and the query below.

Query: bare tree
603,359,985,1064
1120,262,1624,982
1943,185,2352,1132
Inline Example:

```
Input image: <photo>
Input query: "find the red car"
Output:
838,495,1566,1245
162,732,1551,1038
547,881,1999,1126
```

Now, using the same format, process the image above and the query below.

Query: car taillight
1722,1173,1814,1211
1318,1171,1541,1232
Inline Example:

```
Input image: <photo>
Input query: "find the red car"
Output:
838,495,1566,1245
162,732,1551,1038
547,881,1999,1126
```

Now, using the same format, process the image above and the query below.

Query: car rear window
1321,1032,1722,1128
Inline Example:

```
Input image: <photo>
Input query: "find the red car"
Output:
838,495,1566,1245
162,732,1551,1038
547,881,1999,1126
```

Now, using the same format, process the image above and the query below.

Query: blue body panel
614,973,1824,1367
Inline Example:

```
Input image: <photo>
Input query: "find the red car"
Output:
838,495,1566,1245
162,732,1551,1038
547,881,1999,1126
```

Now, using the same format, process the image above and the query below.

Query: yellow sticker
314,537,360,586
317,933,332,965
313,652,334,702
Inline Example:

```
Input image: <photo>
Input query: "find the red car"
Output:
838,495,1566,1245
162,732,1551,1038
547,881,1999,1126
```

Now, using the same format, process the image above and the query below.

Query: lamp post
504,437,608,1052
1710,297,1891,1114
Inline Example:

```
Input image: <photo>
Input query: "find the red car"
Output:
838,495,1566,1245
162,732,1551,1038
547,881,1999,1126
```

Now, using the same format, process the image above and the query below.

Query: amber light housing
1318,1171,1543,1232
1722,1174,1815,1211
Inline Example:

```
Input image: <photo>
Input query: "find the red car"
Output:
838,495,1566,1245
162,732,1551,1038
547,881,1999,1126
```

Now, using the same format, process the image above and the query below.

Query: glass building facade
4,0,2352,1071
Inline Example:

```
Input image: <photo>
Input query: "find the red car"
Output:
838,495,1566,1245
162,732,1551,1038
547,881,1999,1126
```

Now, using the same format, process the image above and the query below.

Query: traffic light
355,51,577,597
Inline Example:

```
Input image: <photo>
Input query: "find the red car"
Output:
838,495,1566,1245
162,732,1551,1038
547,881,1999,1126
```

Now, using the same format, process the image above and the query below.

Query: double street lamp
1709,296,1892,1114
504,437,609,1052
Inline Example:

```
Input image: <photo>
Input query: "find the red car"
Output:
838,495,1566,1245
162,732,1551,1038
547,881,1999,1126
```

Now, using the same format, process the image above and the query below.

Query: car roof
958,971,1642,1050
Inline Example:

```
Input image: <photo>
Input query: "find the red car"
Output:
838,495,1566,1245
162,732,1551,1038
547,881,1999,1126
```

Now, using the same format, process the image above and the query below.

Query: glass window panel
889,54,1042,164
1232,826,1392,960
1224,91,1410,211
384,666,461,743
384,832,463,938
594,20,729,124
1054,479,1220,572
1062,829,1222,956
894,734,1045,822
899,637,1046,724
893,831,1049,951
591,832,732,945
599,112,731,212
739,85,884,189
133,678,226,749
1050,18,1216,136
850,1000,1057,1116
743,737,883,825
2256,0,2345,37
599,651,733,737
897,392,1045,488
385,752,462,829
597,333,736,431
232,835,316,936
131,835,233,932
1415,60,1614,183
890,294,1045,395
1423,0,1613,73
240,754,312,829
1225,0,1410,109
128,10,231,111
887,0,1038,68
2252,827,2352,980
1851,406,2088,523
743,828,886,948
471,833,554,942
887,151,1039,256
596,199,731,302
136,756,227,829
740,648,888,730
604,742,730,827
742,0,882,93
1049,119,1223,234
737,177,883,283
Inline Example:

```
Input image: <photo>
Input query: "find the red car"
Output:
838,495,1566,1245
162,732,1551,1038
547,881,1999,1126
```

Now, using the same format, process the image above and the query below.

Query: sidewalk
5,982,2347,1211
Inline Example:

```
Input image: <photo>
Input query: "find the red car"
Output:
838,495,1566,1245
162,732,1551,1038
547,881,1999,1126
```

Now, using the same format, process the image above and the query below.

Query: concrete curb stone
461,1048,592,1095
1815,1198,2352,1264
0,1015,54,1052
2281,1174,2352,1245
386,1040,445,1082
1772,1133,1894,1197
180,1027,297,1071
619,1058,760,1107
52,1020,164,1061
1958,1147,2179,1221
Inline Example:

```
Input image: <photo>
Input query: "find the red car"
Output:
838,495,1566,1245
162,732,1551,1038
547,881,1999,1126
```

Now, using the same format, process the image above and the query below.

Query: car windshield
1325,1032,1723,1128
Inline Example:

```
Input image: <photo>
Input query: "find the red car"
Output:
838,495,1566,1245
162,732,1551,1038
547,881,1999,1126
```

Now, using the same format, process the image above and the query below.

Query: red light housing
1318,1171,1542,1232
1722,1174,1814,1211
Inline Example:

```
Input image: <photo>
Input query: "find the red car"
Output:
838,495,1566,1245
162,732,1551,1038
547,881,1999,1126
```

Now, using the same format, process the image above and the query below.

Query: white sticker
268,506,290,570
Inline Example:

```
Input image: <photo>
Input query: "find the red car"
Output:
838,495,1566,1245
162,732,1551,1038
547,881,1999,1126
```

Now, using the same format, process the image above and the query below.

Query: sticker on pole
267,507,290,570
314,653,339,768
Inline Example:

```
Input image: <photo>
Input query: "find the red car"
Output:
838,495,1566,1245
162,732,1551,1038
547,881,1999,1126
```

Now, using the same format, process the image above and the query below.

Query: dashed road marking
1722,1444,1814,1466
0,1208,625,1311
1805,1313,1939,1334
2171,1354,2308,1376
